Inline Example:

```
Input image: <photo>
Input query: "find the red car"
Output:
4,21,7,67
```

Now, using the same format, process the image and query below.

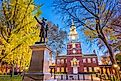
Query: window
52,68,54,73
57,67,60,72
84,67,87,72
76,44,80,48
66,68,68,72
66,59,67,63
92,58,96,63
89,67,92,72
77,50,81,54
67,44,72,49
67,50,71,54
94,67,97,72
61,67,64,72
88,58,91,63
71,58,79,66
61,59,64,64
107,68,110,74
72,43,76,48
57,59,60,64
83,59,86,63
67,45,70,49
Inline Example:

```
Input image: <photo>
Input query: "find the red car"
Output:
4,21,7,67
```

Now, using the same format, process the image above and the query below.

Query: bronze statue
34,16,48,43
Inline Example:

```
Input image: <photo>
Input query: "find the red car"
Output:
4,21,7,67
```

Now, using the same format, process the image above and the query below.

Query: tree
0,0,41,69
53,0,121,79
115,53,121,67
47,22,67,57
110,15,121,51
53,0,120,64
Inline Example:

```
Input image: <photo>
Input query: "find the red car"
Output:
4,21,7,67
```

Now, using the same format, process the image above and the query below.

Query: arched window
71,58,79,66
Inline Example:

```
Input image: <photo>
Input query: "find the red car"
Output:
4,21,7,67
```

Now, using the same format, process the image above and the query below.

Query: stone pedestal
23,44,51,81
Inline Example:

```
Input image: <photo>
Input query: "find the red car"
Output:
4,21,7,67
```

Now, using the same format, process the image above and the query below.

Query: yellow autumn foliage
0,0,41,69
84,29,97,40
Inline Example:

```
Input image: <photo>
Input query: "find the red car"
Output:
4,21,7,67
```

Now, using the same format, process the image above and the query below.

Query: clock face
73,49,76,54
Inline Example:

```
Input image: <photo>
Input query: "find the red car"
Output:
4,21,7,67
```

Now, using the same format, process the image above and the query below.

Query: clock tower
67,20,83,74
67,20,82,55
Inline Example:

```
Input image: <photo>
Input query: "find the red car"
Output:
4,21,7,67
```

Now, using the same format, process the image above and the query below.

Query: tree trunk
99,30,120,80
100,35,115,64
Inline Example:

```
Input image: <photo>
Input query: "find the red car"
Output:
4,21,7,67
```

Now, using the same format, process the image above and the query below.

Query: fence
54,74,100,81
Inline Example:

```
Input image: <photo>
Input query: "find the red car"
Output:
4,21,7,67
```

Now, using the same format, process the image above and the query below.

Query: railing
54,74,100,81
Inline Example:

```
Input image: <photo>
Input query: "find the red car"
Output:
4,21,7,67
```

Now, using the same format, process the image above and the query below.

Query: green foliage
0,75,22,81
0,0,41,69
115,53,121,67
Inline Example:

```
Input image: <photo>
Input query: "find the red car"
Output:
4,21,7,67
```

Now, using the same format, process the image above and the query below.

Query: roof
56,54,97,59
83,54,97,56
82,54,97,57
56,55,67,58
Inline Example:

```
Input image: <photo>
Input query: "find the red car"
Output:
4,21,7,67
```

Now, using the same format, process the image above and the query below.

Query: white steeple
69,20,78,41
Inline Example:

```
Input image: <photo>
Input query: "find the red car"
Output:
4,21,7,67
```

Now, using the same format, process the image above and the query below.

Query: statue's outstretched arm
34,16,42,25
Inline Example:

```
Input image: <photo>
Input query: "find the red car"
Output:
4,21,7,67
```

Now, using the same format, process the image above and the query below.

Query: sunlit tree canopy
0,0,41,69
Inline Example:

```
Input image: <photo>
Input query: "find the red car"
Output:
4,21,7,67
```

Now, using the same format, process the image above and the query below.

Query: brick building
54,21,98,74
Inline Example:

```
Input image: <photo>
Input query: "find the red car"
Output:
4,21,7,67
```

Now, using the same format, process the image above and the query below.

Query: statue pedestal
23,44,51,81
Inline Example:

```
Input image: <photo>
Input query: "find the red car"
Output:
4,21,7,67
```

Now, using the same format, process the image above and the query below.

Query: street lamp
113,64,120,80
113,64,119,69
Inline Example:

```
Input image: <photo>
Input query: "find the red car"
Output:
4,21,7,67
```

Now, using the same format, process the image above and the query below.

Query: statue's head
42,17,47,21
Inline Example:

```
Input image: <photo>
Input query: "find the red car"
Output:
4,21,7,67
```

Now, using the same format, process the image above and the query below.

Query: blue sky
35,0,63,27
34,0,103,57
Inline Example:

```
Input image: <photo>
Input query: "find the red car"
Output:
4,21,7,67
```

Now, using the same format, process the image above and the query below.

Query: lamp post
113,64,120,80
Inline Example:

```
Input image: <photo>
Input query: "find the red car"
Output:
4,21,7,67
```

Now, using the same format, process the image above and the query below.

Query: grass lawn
0,75,22,81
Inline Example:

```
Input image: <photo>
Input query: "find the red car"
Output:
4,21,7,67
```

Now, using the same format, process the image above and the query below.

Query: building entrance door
73,66,78,74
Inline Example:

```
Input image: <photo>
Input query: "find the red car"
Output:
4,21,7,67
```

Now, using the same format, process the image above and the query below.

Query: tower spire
69,20,78,41
72,19,75,26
